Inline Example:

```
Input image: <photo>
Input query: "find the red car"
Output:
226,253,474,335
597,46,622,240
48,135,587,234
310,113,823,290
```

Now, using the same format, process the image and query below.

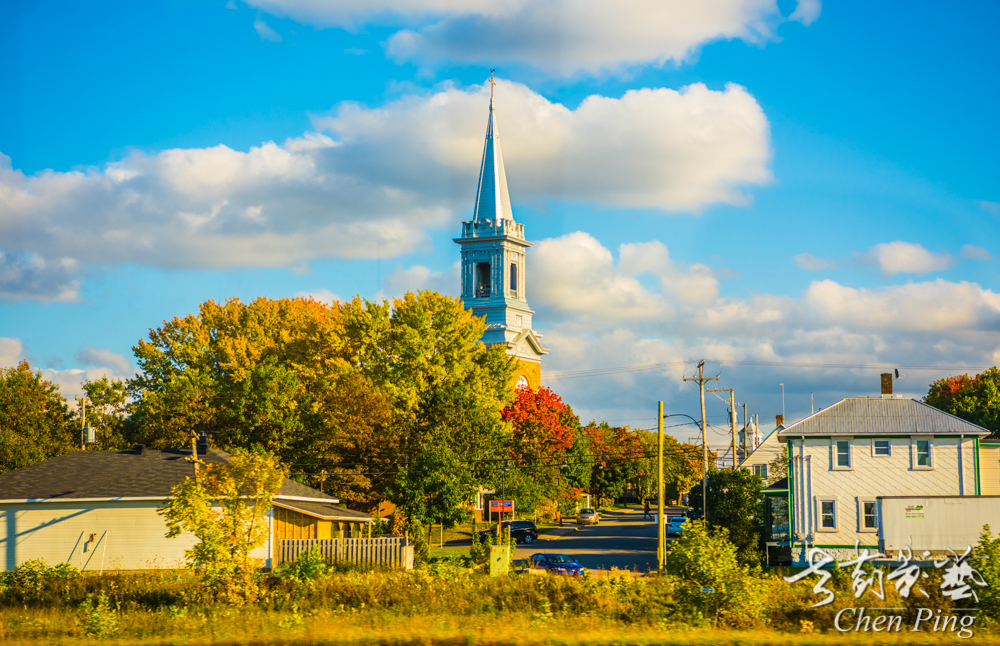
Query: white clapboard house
778,393,989,566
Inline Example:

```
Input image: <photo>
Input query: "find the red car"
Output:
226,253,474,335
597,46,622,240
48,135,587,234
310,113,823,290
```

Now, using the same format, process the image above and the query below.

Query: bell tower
455,80,548,389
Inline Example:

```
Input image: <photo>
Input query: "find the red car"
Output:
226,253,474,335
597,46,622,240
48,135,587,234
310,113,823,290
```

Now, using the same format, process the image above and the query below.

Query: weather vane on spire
490,69,495,101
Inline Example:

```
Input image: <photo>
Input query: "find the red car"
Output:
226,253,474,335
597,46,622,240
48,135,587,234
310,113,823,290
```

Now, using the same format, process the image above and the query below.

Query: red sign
489,500,514,512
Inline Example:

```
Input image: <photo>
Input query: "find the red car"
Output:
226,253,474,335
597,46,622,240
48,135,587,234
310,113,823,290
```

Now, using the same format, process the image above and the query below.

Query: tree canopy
925,367,1000,433
128,291,517,527
0,361,74,473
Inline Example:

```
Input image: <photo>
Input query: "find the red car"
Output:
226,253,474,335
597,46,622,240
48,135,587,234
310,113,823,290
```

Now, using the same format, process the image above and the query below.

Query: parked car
478,520,539,544
529,553,586,576
576,508,599,525
667,516,687,536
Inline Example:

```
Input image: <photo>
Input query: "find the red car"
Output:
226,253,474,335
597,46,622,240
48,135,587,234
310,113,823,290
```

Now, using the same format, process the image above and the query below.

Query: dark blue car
529,553,586,576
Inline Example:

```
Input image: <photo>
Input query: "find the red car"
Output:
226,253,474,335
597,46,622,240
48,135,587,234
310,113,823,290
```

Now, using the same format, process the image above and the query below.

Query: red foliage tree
501,386,574,460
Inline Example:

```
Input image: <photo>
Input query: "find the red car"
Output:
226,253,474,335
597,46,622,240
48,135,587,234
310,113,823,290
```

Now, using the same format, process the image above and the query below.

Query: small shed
0,445,371,571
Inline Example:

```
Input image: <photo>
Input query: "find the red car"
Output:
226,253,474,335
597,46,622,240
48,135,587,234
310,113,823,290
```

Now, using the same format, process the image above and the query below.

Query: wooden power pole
684,361,718,523
708,388,737,470
657,400,665,573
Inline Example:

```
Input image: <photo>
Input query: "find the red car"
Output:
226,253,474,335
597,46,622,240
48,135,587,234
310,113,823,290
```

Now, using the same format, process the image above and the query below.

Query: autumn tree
129,291,516,523
0,361,73,473
925,367,1000,433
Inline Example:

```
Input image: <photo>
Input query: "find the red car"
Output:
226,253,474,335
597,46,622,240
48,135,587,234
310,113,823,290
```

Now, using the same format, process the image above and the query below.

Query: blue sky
2,1,999,450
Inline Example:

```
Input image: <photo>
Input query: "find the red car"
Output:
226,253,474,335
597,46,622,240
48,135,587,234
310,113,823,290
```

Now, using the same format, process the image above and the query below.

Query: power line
541,359,993,382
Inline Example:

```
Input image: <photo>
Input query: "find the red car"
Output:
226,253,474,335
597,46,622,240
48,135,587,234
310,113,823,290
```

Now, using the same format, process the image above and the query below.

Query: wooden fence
279,538,414,570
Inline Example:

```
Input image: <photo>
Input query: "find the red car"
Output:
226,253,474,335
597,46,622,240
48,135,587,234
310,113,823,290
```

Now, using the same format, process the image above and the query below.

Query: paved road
513,509,661,572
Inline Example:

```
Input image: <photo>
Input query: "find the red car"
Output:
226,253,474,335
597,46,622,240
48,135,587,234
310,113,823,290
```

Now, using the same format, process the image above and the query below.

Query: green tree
925,368,1000,433
77,376,130,450
0,361,73,473
686,468,763,566
974,524,1000,621
158,449,285,604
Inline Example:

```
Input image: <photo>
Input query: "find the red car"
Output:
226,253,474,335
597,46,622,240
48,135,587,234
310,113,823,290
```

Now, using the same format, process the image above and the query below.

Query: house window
476,262,491,297
912,438,933,469
872,439,891,457
752,464,767,479
832,439,852,469
818,498,837,531
861,500,878,530
509,263,518,297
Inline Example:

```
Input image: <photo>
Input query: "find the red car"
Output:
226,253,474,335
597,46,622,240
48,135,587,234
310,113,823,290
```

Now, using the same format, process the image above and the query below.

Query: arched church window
516,375,529,389
509,263,518,297
476,262,491,297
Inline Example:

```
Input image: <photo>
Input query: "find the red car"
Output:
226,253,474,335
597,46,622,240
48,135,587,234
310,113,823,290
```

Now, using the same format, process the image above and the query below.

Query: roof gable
777,397,990,438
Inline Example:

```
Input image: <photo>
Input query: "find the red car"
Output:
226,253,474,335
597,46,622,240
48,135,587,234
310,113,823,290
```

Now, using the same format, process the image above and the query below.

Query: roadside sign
700,588,715,593
489,500,514,512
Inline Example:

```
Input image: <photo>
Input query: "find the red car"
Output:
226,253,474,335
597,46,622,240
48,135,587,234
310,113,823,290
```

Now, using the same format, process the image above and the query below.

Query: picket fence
279,538,414,570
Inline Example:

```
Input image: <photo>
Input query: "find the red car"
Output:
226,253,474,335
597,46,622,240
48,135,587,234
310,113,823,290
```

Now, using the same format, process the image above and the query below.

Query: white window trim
831,437,853,470
871,438,892,458
815,496,839,532
910,436,934,471
857,497,878,533
752,464,768,479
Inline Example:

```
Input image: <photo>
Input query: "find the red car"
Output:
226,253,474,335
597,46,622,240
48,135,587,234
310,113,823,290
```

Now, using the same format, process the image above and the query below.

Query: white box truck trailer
878,496,1000,556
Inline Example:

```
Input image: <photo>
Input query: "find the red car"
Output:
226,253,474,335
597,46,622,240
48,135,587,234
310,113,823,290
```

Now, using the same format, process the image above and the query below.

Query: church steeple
455,80,548,389
473,91,514,223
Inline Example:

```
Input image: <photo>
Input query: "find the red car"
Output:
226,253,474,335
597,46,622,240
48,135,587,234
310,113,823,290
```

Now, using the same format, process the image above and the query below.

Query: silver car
576,508,600,525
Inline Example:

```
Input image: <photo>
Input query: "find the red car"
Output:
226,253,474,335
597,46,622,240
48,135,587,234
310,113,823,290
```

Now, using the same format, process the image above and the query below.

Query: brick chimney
776,414,784,427
881,373,893,396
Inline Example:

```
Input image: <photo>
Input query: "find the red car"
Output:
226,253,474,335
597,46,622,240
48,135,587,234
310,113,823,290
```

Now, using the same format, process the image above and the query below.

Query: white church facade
455,90,547,389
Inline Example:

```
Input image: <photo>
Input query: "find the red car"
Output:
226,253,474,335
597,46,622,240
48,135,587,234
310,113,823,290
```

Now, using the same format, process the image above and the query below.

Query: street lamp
658,410,702,574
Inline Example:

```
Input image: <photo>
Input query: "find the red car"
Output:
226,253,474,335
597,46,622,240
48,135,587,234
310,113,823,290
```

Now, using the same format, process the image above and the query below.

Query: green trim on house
975,437,981,496
787,442,795,546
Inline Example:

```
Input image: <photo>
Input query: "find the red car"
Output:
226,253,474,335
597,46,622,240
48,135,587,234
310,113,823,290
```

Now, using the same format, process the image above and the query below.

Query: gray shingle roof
0,447,339,503
777,396,990,438
275,500,371,521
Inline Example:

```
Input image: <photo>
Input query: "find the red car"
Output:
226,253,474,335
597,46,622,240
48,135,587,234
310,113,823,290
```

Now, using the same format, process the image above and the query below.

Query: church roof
473,99,514,223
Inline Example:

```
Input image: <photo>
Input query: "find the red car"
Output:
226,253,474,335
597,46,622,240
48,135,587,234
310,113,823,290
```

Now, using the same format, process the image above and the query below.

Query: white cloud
981,200,1000,217
293,288,341,304
384,261,460,296
1,338,136,405
254,17,283,42
788,0,821,26
247,0,807,76
869,241,952,275
793,252,836,271
74,346,134,376
522,233,1000,424
226,0,238,9
0,79,771,299
317,79,771,212
0,252,81,301
961,244,992,260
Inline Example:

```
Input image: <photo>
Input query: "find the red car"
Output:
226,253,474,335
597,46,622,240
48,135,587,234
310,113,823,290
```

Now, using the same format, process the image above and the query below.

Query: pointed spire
473,74,514,223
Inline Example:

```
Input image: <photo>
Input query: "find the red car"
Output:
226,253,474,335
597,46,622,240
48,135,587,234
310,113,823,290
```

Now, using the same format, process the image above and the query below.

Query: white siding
790,436,975,560
1,501,273,571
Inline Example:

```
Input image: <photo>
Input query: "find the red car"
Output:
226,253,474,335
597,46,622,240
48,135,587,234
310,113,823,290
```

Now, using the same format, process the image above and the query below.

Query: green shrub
76,593,119,638
275,546,330,584
665,520,766,628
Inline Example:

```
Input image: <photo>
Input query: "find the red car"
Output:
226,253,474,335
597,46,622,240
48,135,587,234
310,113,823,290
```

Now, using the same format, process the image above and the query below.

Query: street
513,509,660,572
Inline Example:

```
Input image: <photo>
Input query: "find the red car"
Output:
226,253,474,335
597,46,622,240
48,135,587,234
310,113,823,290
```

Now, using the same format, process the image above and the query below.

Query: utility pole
708,388,736,470
684,361,718,523
780,383,785,420
657,401,665,573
